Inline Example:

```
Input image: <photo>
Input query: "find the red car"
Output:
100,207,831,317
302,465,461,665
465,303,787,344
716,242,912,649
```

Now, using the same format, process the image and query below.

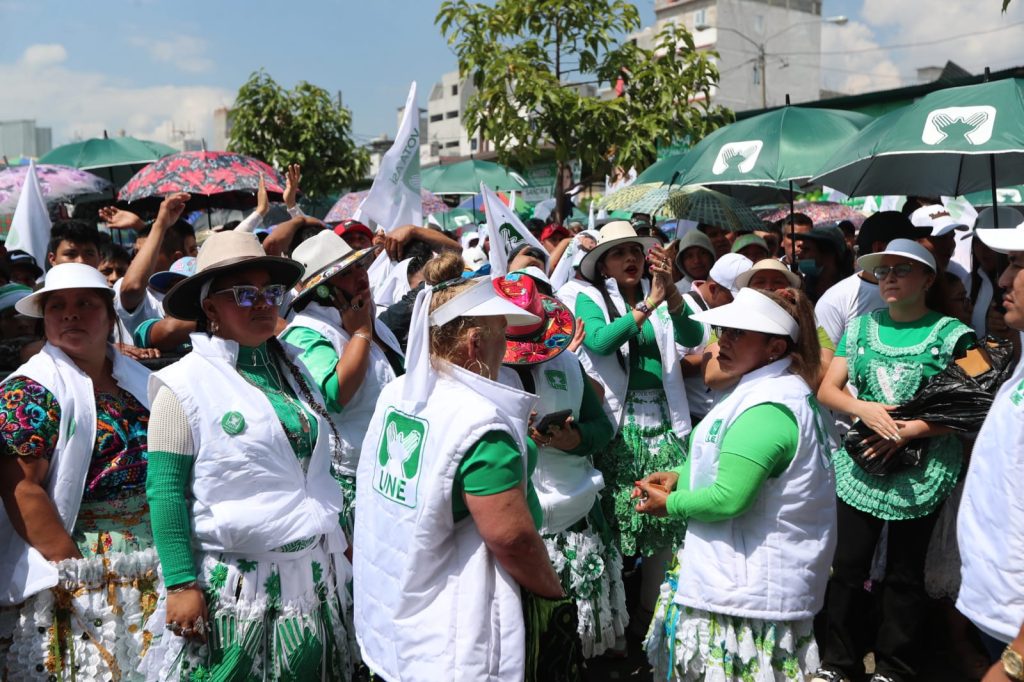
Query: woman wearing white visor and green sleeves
634,286,837,681
354,276,575,682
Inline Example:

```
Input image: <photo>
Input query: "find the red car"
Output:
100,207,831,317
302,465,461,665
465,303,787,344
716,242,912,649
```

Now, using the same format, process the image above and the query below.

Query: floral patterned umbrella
758,201,867,227
118,151,286,208
0,164,112,213
324,189,448,223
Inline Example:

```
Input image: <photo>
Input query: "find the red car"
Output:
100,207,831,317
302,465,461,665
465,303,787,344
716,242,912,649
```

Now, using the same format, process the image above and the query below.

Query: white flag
482,182,547,278
357,82,422,233
6,160,52,272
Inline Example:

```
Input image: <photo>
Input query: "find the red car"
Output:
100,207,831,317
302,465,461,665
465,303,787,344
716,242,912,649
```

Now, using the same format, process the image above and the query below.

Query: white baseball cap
857,238,937,273
910,204,967,237
16,263,113,318
976,218,1024,254
691,287,800,341
708,253,753,295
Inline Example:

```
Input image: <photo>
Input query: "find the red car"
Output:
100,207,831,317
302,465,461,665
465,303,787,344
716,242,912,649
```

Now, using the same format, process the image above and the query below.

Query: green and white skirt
543,508,629,658
0,496,160,682
594,388,688,557
140,536,356,682
645,561,819,682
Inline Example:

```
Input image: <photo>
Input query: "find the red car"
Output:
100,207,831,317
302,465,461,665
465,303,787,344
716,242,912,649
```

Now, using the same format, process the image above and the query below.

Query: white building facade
635,0,824,112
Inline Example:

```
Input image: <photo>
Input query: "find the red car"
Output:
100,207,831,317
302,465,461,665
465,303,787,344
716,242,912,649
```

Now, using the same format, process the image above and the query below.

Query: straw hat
290,230,375,303
579,221,659,282
493,272,575,365
162,231,304,320
734,257,802,290
17,263,112,318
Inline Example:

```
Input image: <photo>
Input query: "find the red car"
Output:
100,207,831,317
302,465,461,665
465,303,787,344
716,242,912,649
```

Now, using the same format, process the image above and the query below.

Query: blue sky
1,0,1021,149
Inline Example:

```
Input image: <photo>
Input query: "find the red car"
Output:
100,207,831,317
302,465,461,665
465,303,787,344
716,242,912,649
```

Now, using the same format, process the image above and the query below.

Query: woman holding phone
493,271,622,658
281,231,405,531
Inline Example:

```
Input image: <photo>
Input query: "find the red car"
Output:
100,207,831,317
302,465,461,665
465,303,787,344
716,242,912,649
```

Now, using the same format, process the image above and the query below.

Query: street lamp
695,15,848,109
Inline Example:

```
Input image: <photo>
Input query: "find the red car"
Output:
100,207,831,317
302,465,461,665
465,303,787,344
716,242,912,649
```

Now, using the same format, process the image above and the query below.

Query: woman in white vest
0,263,154,681
492,271,624,658
634,286,836,681
140,231,356,681
281,230,405,532
957,225,1024,681
354,276,568,682
575,220,705,617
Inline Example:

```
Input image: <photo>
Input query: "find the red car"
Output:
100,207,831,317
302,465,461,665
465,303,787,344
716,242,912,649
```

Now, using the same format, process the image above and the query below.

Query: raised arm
119,193,189,311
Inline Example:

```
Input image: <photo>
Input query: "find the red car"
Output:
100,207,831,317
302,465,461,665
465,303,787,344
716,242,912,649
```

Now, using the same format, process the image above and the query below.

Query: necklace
237,347,313,451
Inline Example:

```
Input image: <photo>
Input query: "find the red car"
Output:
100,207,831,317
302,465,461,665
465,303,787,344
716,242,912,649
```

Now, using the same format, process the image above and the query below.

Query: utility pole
758,44,766,109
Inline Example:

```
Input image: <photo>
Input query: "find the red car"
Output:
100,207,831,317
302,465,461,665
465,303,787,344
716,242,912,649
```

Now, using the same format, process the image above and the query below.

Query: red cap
540,224,571,242
333,220,374,240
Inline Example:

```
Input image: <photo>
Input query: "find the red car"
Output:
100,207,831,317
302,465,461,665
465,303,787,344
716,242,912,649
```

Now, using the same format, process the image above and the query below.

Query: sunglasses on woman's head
872,264,915,280
210,284,286,307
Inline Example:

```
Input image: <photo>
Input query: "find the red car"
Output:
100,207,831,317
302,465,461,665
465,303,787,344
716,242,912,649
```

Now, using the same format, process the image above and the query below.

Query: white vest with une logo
354,363,535,682
957,359,1024,644
283,301,404,477
675,360,837,621
575,279,692,436
151,334,347,556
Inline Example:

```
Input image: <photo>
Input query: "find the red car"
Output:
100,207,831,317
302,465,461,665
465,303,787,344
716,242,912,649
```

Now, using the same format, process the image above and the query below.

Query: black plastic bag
844,337,1016,476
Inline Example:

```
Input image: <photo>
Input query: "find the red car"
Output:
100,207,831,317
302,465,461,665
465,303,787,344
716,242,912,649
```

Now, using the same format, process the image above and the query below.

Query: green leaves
435,0,732,175
228,69,368,200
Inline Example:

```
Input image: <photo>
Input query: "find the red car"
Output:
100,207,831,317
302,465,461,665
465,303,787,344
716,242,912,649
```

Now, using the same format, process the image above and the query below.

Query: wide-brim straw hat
734,257,802,290
579,220,659,282
290,230,375,303
16,263,113,318
163,230,304,321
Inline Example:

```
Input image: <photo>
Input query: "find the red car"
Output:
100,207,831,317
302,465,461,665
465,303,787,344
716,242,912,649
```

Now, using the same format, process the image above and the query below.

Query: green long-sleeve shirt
666,403,797,522
575,292,703,391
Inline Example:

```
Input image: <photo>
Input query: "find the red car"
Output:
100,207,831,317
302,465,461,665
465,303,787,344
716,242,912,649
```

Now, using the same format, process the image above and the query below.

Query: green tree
437,0,732,221
228,70,368,200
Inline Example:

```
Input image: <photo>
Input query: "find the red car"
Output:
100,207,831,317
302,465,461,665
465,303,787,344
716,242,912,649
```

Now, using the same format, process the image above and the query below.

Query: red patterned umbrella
758,201,867,227
118,151,286,209
324,189,449,223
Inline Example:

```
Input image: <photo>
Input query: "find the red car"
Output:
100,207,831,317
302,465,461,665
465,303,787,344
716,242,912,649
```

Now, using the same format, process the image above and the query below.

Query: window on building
753,63,761,86
470,139,478,152
446,111,459,119
753,14,764,34
445,141,460,149
693,8,707,26
451,84,458,96
430,113,443,123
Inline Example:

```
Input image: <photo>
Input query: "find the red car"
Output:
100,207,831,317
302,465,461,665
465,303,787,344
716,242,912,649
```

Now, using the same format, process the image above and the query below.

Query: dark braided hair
266,336,342,446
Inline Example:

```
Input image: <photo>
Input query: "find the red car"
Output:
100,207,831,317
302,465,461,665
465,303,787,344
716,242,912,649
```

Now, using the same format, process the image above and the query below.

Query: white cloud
129,35,213,74
20,43,67,69
819,0,1024,94
1,44,233,146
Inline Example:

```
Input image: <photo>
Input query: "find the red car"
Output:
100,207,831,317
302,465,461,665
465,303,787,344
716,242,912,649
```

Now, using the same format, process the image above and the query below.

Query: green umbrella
634,154,687,185
420,159,527,194
672,107,872,192
39,134,177,188
812,78,1024,205
433,207,485,230
665,187,764,232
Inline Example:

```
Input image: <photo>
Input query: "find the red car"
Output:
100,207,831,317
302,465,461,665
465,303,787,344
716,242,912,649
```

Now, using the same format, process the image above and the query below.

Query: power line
773,19,1024,56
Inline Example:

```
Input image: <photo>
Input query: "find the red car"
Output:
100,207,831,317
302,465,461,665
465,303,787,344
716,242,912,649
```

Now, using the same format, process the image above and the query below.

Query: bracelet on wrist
167,580,198,594
352,332,373,344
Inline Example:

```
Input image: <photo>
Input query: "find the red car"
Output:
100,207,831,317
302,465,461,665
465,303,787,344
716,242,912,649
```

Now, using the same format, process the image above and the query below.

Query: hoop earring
209,319,220,335
465,358,490,378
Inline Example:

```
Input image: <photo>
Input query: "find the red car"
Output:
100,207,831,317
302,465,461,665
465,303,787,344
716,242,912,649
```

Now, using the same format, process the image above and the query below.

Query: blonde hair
763,287,821,387
422,251,465,285
427,279,497,375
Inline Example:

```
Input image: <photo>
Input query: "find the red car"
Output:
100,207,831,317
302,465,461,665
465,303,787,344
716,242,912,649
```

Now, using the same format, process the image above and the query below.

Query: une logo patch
373,408,428,508
921,106,996,146
499,223,525,252
545,370,568,391
711,140,763,175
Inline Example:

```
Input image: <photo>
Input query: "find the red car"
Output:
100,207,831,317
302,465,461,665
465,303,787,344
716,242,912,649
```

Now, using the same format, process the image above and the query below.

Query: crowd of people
0,163,1022,682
